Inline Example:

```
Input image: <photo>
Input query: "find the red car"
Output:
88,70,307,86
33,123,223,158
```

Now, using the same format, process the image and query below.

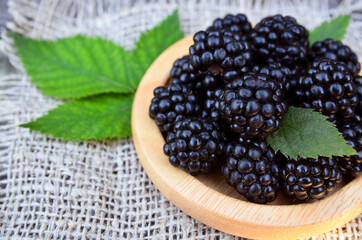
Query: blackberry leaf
308,15,351,45
266,107,357,159
11,34,135,98
10,10,183,99
21,94,133,140
130,9,184,88
15,10,184,141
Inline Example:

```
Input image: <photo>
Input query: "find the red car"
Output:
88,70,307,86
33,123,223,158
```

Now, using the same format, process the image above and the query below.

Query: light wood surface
131,35,362,240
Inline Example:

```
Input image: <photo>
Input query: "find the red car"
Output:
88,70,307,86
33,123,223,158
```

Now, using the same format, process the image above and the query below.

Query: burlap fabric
0,0,361,239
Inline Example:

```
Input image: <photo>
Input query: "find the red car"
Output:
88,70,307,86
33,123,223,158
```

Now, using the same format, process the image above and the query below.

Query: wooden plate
132,36,362,240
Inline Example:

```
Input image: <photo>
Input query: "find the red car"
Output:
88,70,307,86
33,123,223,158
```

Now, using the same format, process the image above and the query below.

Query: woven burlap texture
0,0,361,239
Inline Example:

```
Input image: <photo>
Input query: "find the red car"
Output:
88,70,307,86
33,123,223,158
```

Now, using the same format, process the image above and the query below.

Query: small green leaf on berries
308,15,351,45
266,107,357,159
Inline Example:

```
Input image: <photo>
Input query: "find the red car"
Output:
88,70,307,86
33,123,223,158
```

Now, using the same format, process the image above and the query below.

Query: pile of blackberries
149,14,361,204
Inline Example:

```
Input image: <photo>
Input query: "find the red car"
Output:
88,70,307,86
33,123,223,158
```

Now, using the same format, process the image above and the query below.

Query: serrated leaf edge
267,107,358,159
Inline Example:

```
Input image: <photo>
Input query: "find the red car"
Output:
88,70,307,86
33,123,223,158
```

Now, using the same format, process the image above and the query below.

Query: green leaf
130,9,184,88
266,107,357,159
21,94,133,140
308,15,351,45
11,33,135,99
16,10,185,141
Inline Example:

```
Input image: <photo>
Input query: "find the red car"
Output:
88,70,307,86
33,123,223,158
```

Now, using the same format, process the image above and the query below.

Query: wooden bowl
132,36,362,240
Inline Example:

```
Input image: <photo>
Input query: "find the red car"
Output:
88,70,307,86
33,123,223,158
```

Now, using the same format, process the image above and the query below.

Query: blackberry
250,15,308,66
282,157,342,202
206,14,252,41
217,73,288,138
170,56,202,91
295,59,358,121
311,39,361,76
188,30,252,88
222,139,280,204
149,84,201,134
335,120,362,177
163,118,226,175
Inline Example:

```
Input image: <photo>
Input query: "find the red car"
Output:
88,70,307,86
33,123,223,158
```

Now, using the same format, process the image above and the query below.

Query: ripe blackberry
149,84,201,134
188,30,252,88
163,118,226,175
282,157,342,202
250,15,308,66
217,73,288,138
170,56,202,91
311,39,361,76
335,120,361,178
295,59,358,121
206,14,252,41
222,139,280,204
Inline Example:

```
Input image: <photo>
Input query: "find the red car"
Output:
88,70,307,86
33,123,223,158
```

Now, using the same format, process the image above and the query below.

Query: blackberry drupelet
251,62,294,93
222,139,280,204
295,59,358,121
290,64,304,78
170,56,202,91
355,76,362,115
251,62,305,105
217,73,288,138
163,118,226,175
250,14,309,66
206,14,252,41
282,156,342,202
149,84,201,134
311,39,361,76
202,88,223,121
286,65,306,106
335,120,362,177
188,30,252,88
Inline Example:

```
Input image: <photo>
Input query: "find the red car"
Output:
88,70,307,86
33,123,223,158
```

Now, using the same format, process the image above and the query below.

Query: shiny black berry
251,15,309,66
311,39,360,76
282,157,342,202
149,84,201,134
206,14,252,41
217,73,288,138
222,139,280,204
188,30,252,88
335,119,362,178
170,56,202,91
295,59,358,121
163,118,226,175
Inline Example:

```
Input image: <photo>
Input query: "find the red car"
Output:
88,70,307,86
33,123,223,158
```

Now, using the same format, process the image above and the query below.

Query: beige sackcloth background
0,0,361,239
